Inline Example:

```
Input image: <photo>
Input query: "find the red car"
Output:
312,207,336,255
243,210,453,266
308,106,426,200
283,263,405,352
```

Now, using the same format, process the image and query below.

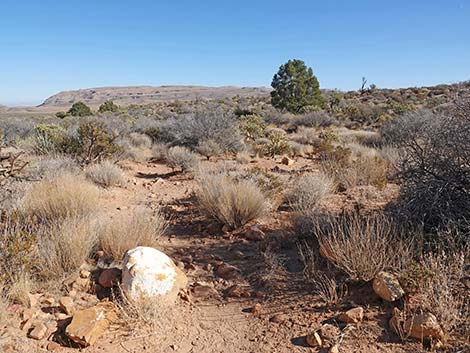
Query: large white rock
122,246,187,303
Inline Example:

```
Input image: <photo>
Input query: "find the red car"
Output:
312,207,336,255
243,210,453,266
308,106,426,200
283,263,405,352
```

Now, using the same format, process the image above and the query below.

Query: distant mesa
39,85,272,107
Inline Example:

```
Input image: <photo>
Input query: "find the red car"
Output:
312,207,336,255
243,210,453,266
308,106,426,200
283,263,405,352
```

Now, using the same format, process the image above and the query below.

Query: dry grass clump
166,146,198,171
287,172,334,212
7,273,34,306
85,160,125,187
37,217,97,279
313,212,412,281
128,132,152,149
150,143,169,162
20,173,100,221
320,146,388,190
289,127,322,146
98,208,167,261
196,168,268,229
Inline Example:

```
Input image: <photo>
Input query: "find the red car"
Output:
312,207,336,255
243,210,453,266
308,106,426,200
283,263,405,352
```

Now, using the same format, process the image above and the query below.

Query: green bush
264,130,291,157
68,102,93,117
98,101,119,113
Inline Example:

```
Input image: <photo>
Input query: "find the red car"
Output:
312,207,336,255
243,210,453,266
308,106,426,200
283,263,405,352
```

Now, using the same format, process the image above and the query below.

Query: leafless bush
31,156,80,180
150,143,169,162
382,102,470,230
288,141,313,157
287,172,333,212
312,212,412,281
289,127,322,146
166,146,198,171
85,160,125,187
155,107,243,152
20,173,100,221
195,168,268,229
98,208,167,261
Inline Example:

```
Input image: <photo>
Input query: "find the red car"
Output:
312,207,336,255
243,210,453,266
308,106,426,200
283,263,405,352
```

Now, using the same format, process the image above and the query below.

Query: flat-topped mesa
40,85,272,108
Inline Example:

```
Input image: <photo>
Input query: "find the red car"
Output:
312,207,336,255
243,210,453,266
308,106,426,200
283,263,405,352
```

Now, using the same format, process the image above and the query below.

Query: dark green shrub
98,101,119,113
68,102,93,117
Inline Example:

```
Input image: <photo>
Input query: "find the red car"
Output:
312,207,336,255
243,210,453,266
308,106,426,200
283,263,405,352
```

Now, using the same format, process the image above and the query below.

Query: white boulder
122,246,188,303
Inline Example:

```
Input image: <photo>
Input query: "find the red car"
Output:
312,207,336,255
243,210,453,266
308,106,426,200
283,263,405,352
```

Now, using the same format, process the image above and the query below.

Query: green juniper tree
271,59,323,113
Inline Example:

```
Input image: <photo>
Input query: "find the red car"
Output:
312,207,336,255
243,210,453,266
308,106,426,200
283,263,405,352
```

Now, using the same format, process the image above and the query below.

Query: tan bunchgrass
287,172,334,212
20,173,100,221
195,168,268,229
313,212,412,282
98,208,167,261
37,216,98,279
85,160,126,187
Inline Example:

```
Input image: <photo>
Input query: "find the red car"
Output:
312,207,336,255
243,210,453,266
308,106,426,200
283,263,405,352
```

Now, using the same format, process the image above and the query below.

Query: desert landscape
1,68,469,353
1,1,469,352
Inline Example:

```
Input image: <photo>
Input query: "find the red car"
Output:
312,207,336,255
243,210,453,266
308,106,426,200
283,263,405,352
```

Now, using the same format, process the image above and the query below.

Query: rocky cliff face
40,85,272,107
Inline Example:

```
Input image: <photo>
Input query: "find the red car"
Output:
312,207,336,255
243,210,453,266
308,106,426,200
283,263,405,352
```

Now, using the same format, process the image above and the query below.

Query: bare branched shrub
150,143,168,162
312,212,412,281
417,244,469,337
37,217,97,279
287,172,333,212
98,208,167,261
85,160,125,187
20,174,100,221
127,132,152,149
31,156,80,180
166,146,198,171
195,168,268,229
155,107,243,152
288,141,313,157
382,102,470,230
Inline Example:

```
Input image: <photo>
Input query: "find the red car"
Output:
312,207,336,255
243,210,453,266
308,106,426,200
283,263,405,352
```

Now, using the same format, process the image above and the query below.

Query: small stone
306,331,322,347
42,297,55,306
338,307,364,323
268,326,278,333
59,296,75,315
269,314,286,324
281,156,294,166
65,302,117,346
254,291,266,299
22,308,38,321
203,263,213,271
318,324,341,346
27,293,40,308
46,342,61,351
216,263,239,279
329,344,340,353
29,323,47,340
96,250,105,258
175,261,185,270
98,268,121,288
72,276,89,291
226,284,251,298
244,225,265,241
250,303,263,314
192,284,218,299
79,270,91,279
68,290,77,297
373,272,404,302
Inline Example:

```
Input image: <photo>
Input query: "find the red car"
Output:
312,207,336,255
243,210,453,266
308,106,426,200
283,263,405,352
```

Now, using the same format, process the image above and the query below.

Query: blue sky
0,0,469,106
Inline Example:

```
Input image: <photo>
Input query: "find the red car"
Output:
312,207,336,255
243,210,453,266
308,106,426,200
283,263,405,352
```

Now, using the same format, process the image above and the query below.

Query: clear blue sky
1,0,469,106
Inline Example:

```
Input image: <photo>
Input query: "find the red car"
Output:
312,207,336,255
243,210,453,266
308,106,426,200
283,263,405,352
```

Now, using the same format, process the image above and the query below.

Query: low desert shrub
288,141,313,157
98,208,167,261
68,101,93,117
294,111,338,128
312,212,411,281
85,160,125,187
166,146,198,171
98,100,119,114
196,139,222,160
127,132,152,149
264,129,291,157
150,143,168,162
195,168,268,229
289,127,322,146
382,103,470,230
20,174,100,221
31,156,80,180
287,172,334,212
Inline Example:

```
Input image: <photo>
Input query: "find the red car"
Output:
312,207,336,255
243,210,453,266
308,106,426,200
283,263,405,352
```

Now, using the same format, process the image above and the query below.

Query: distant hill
40,85,272,108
